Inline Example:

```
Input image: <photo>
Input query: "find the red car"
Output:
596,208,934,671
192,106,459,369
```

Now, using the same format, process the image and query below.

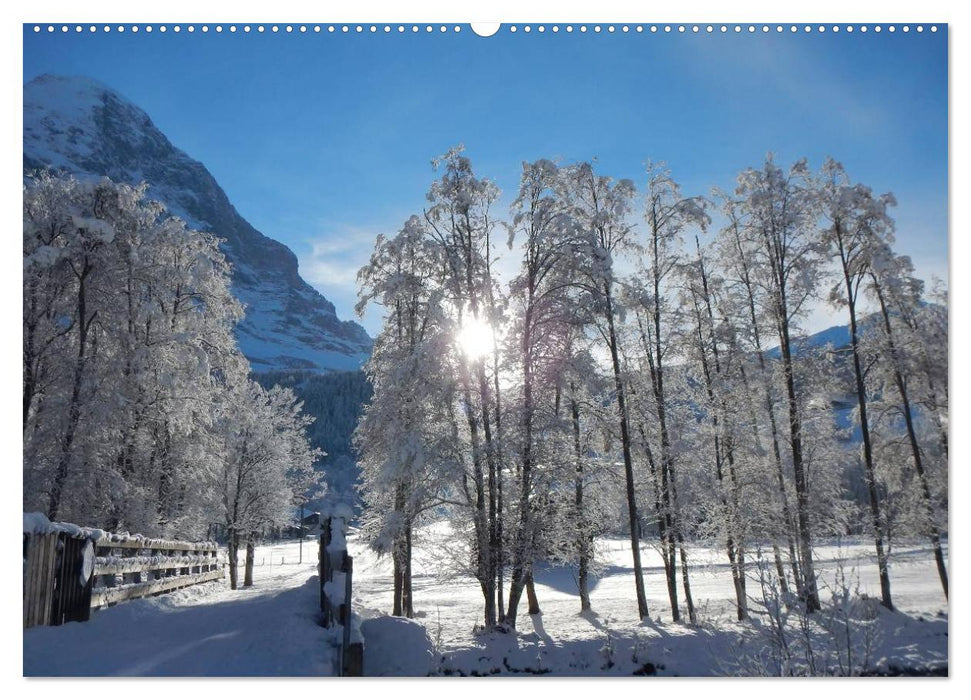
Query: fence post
341,555,363,676
341,555,352,661
317,515,363,675
320,519,331,616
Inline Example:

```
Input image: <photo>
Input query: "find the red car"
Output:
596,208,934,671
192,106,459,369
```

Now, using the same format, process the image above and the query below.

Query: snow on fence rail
319,513,363,676
23,513,223,628
90,535,222,608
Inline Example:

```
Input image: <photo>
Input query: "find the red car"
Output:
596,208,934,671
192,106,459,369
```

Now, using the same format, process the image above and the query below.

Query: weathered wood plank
28,535,43,627
23,535,38,628
27,535,47,627
37,533,58,627
23,535,37,628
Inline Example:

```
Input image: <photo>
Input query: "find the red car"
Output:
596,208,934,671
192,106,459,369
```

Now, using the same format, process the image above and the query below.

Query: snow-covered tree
818,158,897,609
864,251,948,598
421,147,506,627
502,159,587,627
679,233,754,620
351,149,947,629
626,163,709,624
734,156,825,612
216,381,318,589
557,162,653,620
23,173,319,557
23,173,247,536
713,190,804,597
355,215,457,616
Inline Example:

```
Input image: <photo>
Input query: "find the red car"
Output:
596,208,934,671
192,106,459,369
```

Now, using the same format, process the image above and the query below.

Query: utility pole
299,502,305,564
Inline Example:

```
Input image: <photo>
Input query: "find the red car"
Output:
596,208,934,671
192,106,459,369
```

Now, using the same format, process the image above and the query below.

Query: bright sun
457,317,495,361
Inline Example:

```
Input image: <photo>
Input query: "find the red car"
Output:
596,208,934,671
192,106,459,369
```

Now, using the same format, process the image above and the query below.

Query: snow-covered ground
349,523,949,677
23,540,332,676
22,528,948,678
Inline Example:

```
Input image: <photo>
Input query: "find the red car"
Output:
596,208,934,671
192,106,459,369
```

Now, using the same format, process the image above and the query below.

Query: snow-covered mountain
766,317,876,360
23,74,371,373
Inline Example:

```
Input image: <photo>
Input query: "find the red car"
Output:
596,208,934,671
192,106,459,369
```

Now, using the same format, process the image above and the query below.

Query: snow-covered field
23,528,948,678
349,523,949,677
23,540,331,676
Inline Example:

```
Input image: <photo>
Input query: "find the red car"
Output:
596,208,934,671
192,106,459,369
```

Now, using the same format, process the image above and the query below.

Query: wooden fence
24,519,223,629
90,537,222,608
319,515,363,676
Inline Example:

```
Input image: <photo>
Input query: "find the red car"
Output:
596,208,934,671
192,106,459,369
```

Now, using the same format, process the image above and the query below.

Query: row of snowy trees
256,369,372,508
23,173,319,589
354,148,947,628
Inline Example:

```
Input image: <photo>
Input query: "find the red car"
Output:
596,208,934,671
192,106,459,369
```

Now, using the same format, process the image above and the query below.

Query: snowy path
23,540,331,676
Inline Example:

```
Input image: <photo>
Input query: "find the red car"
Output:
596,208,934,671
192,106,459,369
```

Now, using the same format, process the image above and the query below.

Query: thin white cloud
300,223,391,335
302,223,386,288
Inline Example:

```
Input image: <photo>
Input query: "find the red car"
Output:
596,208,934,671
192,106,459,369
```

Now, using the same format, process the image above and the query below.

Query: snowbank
360,616,436,676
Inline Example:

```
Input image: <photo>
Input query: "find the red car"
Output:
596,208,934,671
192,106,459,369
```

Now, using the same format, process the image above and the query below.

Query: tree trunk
636,293,681,623
474,358,499,629
392,559,403,617
491,323,506,624
732,544,748,621
505,297,537,630
604,290,649,620
845,292,893,609
731,220,802,598
693,242,746,620
669,468,696,624
772,544,791,597
392,486,406,616
244,535,255,587
460,363,495,629
778,315,820,613
572,393,592,613
404,522,414,617
637,422,672,606
526,573,540,615
228,529,239,590
23,290,38,432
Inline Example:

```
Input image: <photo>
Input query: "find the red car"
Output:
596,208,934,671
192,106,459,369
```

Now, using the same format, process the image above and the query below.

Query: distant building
284,511,321,539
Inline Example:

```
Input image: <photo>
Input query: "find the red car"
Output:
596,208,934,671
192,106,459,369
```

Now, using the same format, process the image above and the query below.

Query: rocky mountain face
23,74,371,373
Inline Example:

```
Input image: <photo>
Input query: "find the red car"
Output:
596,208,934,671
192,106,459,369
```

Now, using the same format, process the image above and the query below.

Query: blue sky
23,25,948,335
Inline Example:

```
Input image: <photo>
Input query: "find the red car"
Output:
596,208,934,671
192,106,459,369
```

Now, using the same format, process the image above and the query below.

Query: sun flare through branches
456,317,495,361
